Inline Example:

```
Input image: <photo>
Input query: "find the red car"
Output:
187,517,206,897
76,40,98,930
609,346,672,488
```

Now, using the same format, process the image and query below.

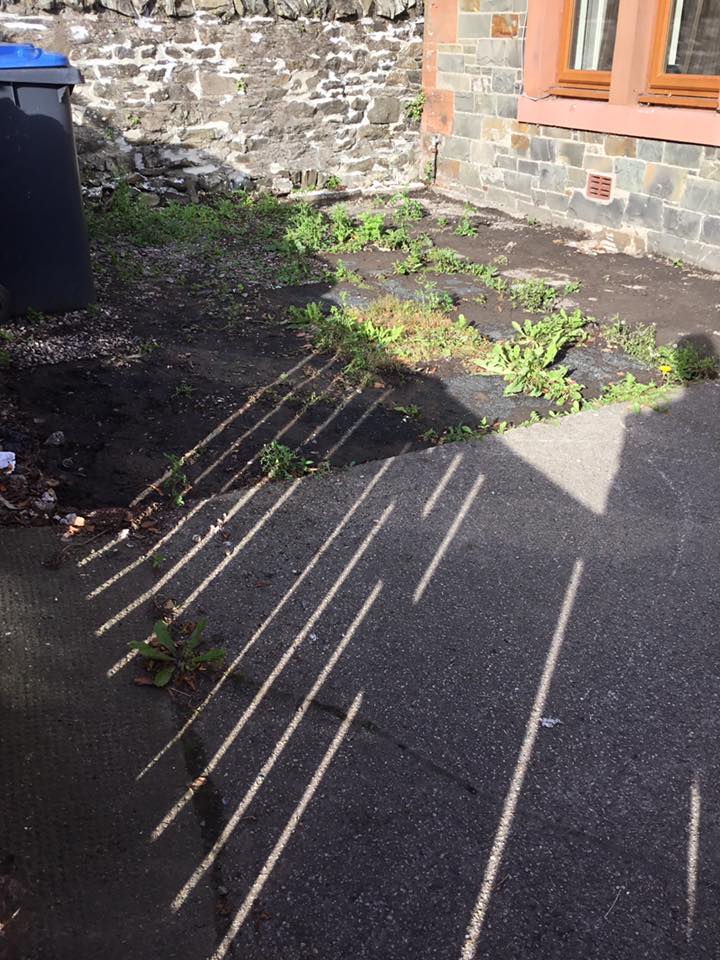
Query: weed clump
388,193,425,225
259,441,313,481
130,619,224,688
477,309,588,410
163,453,188,507
288,295,489,381
598,374,671,411
605,318,717,383
404,93,425,123
87,182,249,245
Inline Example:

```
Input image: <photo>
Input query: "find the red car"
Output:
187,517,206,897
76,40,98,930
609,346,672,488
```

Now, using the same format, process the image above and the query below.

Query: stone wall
0,0,424,192
424,0,720,272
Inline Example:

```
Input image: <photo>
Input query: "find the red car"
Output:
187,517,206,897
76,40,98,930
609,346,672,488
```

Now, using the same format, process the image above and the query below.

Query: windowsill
640,93,718,109
549,86,610,101
517,94,720,147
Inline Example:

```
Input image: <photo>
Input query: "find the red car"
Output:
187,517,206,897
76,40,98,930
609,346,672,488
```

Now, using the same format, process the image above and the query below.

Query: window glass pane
570,0,620,71
665,0,720,76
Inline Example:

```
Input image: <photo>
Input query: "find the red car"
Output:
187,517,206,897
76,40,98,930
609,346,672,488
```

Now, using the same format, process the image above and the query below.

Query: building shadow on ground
2,367,719,958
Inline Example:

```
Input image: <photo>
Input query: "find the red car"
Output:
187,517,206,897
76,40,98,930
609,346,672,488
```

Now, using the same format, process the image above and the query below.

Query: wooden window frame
551,0,614,99
641,0,720,108
520,0,720,145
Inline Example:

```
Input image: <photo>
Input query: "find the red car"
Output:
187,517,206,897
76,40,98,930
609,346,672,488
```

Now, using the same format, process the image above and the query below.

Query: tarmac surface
2,382,719,959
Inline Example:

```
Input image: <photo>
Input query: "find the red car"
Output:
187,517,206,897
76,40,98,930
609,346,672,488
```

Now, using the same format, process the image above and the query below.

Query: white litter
0,452,16,473
33,490,58,515
540,717,562,728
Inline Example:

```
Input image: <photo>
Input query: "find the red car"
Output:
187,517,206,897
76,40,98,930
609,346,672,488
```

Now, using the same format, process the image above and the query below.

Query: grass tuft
288,295,490,382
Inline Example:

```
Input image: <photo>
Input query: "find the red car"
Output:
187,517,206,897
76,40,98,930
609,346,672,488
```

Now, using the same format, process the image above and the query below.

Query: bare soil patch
1,188,717,524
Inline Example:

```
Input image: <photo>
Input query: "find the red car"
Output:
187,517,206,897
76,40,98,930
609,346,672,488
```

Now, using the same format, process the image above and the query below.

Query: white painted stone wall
0,3,424,190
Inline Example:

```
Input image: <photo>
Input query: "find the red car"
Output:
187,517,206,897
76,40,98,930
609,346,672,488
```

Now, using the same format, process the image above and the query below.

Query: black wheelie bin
0,42,93,320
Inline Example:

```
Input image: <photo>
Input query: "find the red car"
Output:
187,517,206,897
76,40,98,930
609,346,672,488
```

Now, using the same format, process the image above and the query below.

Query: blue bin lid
0,43,69,69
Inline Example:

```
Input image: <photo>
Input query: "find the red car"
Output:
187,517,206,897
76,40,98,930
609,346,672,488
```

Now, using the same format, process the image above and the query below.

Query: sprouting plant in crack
130,619,225,688
259,441,313,481
175,382,194,399
455,212,478,238
393,403,421,419
509,278,560,313
442,421,491,443
418,279,454,313
163,453,188,507
421,420,493,444
404,92,426,122
595,374,672,412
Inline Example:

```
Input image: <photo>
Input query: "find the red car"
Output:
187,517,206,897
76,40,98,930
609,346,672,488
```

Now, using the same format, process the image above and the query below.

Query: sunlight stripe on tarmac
86,498,213,599
422,452,463,519
78,529,131,567
96,379,361,633
95,482,266,636
687,775,701,941
191,356,338,491
323,388,393,460
151,504,393,839
136,450,404,780
216,373,348,494
459,560,584,960
172,582,382,911
104,480,302,676
413,473,484,604
208,691,363,960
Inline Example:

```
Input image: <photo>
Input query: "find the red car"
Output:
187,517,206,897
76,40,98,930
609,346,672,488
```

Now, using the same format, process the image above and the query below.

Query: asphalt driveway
2,382,719,959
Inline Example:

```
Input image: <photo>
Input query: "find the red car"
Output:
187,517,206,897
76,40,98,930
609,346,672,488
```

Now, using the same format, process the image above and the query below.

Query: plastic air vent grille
586,173,613,201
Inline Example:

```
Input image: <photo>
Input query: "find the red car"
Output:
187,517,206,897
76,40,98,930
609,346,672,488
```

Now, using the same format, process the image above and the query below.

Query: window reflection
665,0,720,76
570,0,620,71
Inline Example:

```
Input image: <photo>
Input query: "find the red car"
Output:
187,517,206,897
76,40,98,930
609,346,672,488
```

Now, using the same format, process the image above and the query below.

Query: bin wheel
0,287,9,325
